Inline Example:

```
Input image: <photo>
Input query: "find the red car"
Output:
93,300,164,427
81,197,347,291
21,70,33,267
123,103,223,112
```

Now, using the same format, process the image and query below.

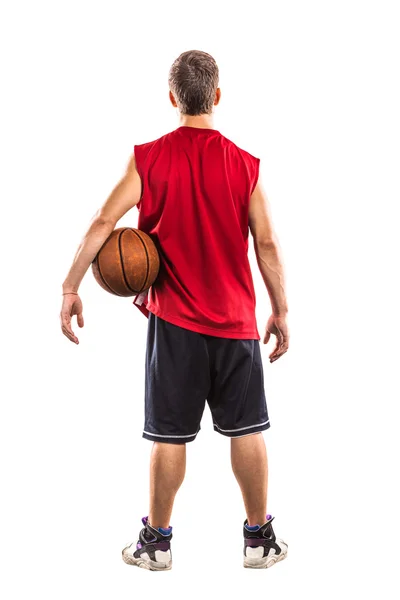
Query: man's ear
169,90,178,107
214,88,221,106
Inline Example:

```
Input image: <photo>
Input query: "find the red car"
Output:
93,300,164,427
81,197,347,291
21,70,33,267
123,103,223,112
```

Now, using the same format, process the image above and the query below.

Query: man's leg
149,442,186,529
231,432,268,526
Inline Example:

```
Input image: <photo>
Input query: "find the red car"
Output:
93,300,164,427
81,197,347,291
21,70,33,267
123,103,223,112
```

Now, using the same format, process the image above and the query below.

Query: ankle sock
245,523,261,531
157,526,172,535
245,514,273,531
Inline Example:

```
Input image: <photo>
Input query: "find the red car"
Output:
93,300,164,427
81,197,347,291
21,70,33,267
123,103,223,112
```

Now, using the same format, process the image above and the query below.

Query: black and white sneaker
243,514,288,569
122,516,173,571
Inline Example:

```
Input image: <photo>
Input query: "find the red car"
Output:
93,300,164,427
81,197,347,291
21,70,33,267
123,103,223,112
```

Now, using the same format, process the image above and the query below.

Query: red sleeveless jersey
132,125,260,340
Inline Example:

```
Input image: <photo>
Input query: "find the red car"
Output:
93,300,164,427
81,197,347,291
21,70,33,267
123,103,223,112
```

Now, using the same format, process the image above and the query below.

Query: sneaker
122,516,173,571
243,514,288,569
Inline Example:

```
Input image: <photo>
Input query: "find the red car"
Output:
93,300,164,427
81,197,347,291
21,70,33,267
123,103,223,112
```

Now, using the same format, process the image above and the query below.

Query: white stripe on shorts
213,420,270,433
143,430,198,439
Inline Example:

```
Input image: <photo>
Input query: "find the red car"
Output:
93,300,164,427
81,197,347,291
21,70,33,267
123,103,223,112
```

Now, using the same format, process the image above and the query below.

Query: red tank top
132,125,260,340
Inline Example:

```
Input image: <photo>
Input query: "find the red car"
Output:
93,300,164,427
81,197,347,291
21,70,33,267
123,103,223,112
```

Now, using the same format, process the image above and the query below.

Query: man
60,50,289,571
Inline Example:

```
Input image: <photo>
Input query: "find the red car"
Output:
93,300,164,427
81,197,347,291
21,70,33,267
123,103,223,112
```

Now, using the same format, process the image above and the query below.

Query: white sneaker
122,516,172,571
243,515,288,569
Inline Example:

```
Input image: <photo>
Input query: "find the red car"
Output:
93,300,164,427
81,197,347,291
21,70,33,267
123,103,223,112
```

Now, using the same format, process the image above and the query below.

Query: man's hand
60,293,84,344
263,314,289,363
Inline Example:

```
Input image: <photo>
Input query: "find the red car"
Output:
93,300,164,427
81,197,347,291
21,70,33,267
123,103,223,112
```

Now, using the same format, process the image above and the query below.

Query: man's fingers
60,313,73,334
269,335,288,357
270,339,289,362
62,324,78,343
263,330,271,344
77,313,84,328
62,325,79,344
60,313,79,344
269,340,281,360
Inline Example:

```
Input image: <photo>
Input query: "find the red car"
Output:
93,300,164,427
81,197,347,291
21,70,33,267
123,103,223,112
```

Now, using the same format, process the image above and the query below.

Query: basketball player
60,50,289,570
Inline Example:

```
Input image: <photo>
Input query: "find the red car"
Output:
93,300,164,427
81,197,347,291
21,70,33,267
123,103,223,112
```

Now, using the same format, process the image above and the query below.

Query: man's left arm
60,152,142,343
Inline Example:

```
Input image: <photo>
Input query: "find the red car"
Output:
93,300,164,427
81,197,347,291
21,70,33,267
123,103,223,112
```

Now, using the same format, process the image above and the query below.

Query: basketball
92,227,160,297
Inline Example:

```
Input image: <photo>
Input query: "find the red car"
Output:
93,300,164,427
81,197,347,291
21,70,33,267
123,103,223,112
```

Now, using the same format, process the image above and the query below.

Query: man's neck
178,114,214,129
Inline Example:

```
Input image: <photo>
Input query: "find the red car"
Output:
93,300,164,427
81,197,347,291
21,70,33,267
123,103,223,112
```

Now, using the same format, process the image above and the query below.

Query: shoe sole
244,543,288,569
122,551,172,571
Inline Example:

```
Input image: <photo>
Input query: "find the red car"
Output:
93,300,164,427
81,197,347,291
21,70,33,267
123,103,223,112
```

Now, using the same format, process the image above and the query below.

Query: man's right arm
248,178,289,361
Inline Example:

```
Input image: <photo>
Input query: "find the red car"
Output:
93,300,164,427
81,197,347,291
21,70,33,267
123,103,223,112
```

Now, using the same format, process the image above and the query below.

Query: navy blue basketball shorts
142,313,270,444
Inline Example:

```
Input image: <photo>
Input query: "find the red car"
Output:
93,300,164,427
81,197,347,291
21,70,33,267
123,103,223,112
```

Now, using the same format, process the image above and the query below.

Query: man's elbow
253,236,278,255
90,212,116,229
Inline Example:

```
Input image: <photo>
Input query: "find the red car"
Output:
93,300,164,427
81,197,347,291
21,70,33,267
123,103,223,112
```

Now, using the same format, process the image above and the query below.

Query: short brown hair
168,50,219,116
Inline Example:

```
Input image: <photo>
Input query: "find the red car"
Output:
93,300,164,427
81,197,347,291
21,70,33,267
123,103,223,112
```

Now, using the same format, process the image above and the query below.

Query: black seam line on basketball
130,229,150,292
118,229,138,294
130,229,150,293
95,256,122,296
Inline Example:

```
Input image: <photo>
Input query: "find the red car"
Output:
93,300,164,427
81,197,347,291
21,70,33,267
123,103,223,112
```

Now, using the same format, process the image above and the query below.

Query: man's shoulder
134,129,177,151
133,131,174,165
219,133,260,164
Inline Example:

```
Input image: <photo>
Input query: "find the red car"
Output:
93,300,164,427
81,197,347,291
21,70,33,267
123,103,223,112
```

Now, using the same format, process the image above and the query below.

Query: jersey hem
146,302,260,340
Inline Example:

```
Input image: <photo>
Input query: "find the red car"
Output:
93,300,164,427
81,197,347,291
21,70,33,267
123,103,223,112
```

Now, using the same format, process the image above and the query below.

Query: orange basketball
92,227,160,297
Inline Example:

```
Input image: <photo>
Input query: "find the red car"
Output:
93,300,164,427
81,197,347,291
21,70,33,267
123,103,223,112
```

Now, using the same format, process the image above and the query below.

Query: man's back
133,125,261,339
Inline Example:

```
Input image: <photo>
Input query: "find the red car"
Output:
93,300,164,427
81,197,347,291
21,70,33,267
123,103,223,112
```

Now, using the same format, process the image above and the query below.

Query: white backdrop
1,0,399,598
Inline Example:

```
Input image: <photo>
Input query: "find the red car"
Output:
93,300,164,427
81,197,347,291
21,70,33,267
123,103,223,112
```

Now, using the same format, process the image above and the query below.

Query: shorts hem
142,429,199,444
213,420,270,438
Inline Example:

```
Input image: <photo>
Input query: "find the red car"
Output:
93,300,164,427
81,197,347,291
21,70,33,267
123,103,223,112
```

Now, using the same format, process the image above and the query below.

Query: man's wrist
273,309,288,318
62,283,79,294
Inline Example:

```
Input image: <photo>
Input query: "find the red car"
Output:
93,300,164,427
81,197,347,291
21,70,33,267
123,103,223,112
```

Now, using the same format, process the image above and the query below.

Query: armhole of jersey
250,157,261,195
133,144,144,209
